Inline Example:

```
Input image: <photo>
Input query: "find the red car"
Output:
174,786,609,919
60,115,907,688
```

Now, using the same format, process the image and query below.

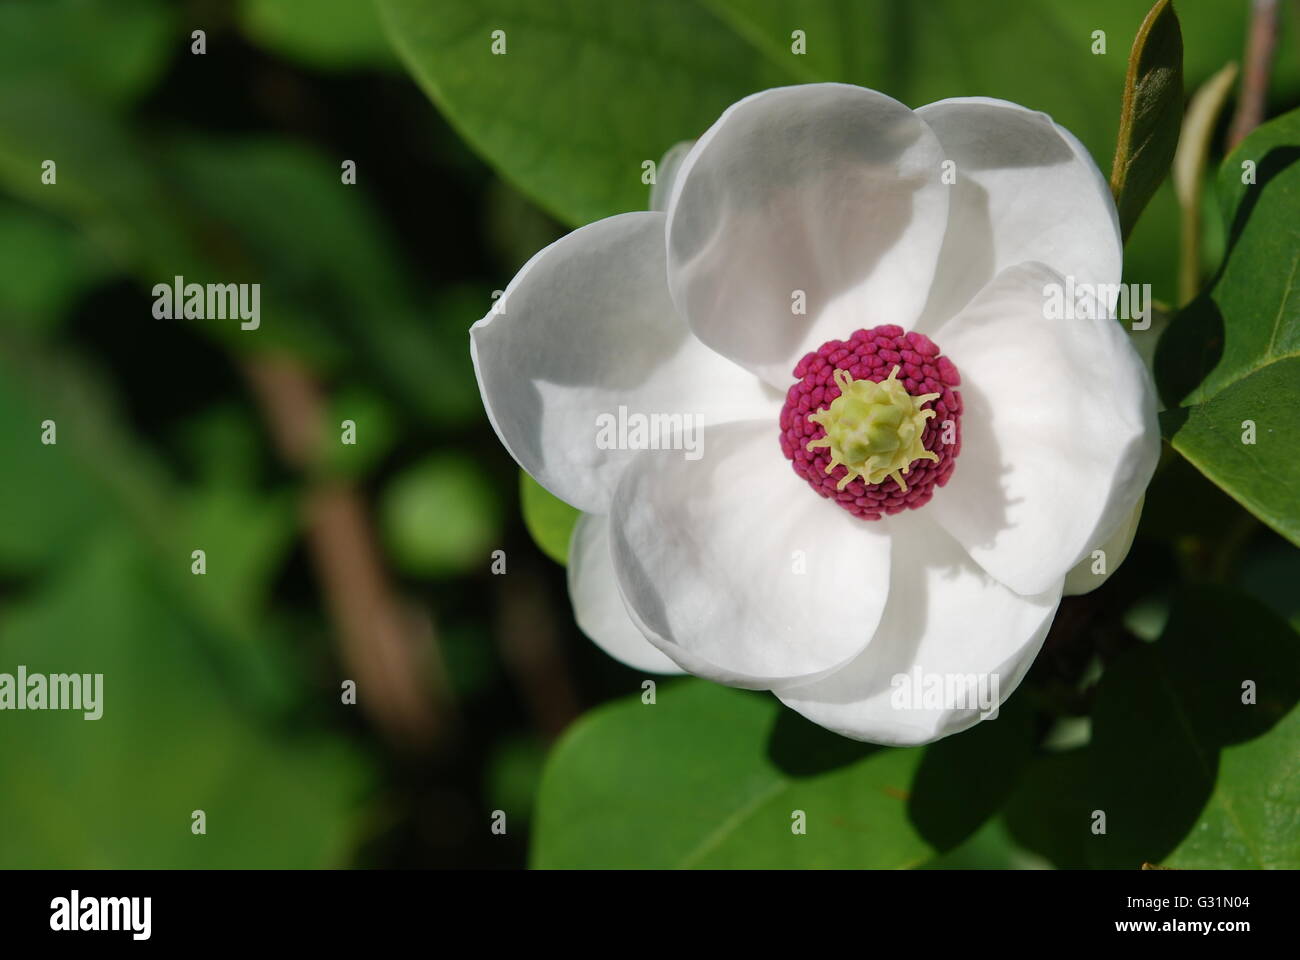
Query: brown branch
1228,0,1280,149
242,353,451,752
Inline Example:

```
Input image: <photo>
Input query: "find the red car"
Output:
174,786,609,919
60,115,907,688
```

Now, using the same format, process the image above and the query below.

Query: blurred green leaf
1123,596,1170,643
0,84,208,285
0,0,176,106
0,330,296,704
239,0,399,70
0,339,116,572
175,404,265,489
1085,586,1299,868
0,85,332,364
486,734,547,825
483,178,565,273
179,484,296,623
438,621,499,699
0,531,370,868
381,454,502,577
1108,0,1182,241
519,471,579,566
163,136,480,423
533,679,934,868
0,83,479,414
0,201,106,330
323,385,398,479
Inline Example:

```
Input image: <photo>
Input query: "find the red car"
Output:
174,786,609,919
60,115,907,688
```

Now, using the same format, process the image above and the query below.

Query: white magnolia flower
472,84,1159,745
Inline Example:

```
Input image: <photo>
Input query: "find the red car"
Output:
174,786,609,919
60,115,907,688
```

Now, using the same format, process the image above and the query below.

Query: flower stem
1228,0,1280,150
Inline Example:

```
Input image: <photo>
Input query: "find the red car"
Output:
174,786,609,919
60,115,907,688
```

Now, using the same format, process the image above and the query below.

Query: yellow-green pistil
807,366,940,492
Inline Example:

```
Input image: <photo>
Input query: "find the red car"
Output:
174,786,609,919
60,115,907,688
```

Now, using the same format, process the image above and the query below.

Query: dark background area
0,0,646,869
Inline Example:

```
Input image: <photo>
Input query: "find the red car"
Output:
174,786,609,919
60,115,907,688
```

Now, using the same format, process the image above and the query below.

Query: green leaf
382,0,1274,231
380,454,503,577
519,471,579,565
1002,749,1093,869
532,679,934,868
0,84,480,420
711,0,1289,169
906,693,1036,852
0,0,176,106
179,484,297,622
1158,108,1300,404
322,385,398,479
0,531,370,868
1160,360,1300,546
0,331,295,704
919,817,1048,870
1004,586,1299,870
1166,705,1300,868
0,339,115,572
1137,452,1250,547
1122,174,1181,306
710,0,1123,164
1236,534,1300,626
1156,107,1300,545
0,200,106,330
238,0,399,70
1085,586,1299,869
486,734,547,826
162,137,479,422
1109,0,1183,240
439,621,501,699
377,0,788,226
0,84,208,285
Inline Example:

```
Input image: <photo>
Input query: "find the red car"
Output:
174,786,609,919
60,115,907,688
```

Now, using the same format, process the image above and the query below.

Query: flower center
778,325,963,521
807,366,939,492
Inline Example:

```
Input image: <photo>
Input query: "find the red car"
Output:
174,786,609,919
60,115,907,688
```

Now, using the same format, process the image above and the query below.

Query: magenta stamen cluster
779,325,963,520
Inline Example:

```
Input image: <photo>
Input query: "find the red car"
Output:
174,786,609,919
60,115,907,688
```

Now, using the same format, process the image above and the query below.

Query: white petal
567,513,684,674
666,83,950,389
1063,494,1145,596
607,420,892,688
649,140,694,213
929,262,1160,596
777,512,1061,746
471,211,778,513
914,97,1122,330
